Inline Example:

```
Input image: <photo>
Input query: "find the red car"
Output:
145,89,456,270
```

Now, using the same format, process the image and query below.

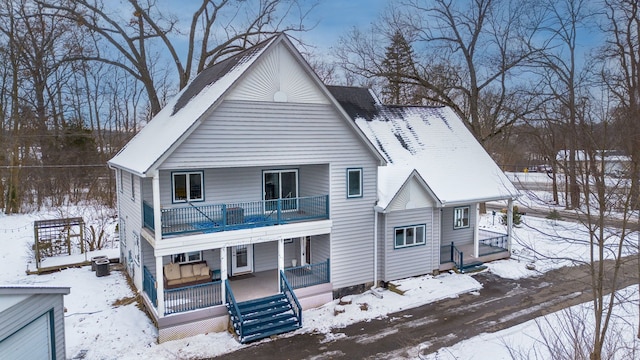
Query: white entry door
231,245,253,275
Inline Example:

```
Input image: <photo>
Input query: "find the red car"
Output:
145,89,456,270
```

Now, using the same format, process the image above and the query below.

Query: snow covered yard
0,204,638,359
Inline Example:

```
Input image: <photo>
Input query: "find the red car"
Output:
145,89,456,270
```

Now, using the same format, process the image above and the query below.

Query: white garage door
0,312,52,360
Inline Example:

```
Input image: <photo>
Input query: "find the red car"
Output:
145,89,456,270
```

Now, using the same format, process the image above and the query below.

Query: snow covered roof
328,86,519,209
108,35,278,175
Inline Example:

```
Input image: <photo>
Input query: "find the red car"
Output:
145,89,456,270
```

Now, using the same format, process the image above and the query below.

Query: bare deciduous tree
336,0,545,148
38,0,314,116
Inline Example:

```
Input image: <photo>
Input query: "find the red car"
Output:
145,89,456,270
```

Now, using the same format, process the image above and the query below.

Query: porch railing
164,280,222,315
143,266,157,307
478,229,509,256
145,195,329,236
280,270,302,326
143,201,155,231
225,280,244,340
284,259,330,289
450,242,464,270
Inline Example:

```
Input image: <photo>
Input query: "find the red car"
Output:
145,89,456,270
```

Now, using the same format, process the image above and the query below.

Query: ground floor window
454,206,470,229
173,251,202,264
394,224,426,248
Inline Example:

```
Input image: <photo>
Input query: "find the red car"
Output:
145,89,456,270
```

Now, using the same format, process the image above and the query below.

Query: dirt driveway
211,256,638,360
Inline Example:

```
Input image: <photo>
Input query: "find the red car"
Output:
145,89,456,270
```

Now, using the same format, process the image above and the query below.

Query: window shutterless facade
394,224,426,248
172,171,204,203
454,206,470,229
347,168,363,198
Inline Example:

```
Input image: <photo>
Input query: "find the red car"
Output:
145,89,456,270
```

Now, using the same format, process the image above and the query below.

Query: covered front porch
439,229,510,272
142,259,331,315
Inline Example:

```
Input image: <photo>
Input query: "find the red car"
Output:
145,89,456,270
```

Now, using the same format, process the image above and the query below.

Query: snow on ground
0,202,637,359
420,285,639,360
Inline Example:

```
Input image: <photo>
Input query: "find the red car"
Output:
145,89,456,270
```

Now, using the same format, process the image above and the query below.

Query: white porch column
277,238,284,290
220,247,227,301
152,171,162,242
155,256,165,317
474,203,480,258
507,199,514,253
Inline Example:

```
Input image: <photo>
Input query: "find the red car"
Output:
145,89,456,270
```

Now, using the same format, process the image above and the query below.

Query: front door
231,245,253,275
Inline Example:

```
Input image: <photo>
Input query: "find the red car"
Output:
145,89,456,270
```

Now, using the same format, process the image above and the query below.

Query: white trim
453,206,470,229
172,171,204,203
150,219,332,257
231,245,253,275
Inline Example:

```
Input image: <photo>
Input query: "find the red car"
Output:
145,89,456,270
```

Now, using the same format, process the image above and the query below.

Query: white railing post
507,199,514,253
156,256,164,317
220,246,227,302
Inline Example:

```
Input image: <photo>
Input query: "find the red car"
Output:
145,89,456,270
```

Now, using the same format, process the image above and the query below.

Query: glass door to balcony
232,245,253,275
263,170,298,212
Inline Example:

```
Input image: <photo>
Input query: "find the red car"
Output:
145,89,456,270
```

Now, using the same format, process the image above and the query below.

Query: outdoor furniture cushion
192,263,204,275
165,263,181,281
199,265,210,276
180,264,194,278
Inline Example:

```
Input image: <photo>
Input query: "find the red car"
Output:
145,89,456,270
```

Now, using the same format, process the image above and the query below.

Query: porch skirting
158,306,228,343
142,281,334,343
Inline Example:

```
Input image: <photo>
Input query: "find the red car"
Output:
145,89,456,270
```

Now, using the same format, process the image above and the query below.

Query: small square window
347,168,363,198
454,206,470,229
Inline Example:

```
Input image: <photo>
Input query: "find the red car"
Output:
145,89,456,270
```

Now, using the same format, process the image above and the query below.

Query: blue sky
299,0,387,51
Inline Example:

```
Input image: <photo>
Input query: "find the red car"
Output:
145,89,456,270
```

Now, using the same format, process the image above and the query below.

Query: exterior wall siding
440,205,476,247
156,164,329,208
159,101,379,290
383,208,438,281
118,170,144,289
310,234,330,264
160,101,374,169
0,294,66,360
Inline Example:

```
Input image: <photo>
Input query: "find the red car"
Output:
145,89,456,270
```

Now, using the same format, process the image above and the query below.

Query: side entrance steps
227,292,301,343
458,261,487,273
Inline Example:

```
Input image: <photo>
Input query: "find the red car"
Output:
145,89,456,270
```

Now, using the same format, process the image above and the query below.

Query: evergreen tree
380,31,417,105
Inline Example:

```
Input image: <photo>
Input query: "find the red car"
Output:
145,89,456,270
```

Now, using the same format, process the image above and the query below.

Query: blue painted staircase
225,272,302,343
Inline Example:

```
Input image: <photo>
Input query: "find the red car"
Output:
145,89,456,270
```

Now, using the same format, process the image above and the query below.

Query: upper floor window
394,224,426,248
118,169,123,193
264,169,298,211
454,206,470,229
172,171,204,203
130,173,135,200
347,168,363,198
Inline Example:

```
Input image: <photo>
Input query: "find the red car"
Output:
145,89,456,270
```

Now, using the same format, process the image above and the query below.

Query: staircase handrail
280,270,302,324
450,242,464,271
225,280,244,339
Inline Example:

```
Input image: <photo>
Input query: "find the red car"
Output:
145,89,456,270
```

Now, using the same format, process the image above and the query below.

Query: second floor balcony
144,195,329,237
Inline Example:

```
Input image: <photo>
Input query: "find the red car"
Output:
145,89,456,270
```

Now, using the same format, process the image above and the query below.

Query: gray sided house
109,34,518,344
0,286,70,360
327,86,519,281
108,34,385,343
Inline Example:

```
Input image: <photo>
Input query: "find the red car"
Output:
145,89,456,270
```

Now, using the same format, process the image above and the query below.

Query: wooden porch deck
439,242,509,271
228,270,280,302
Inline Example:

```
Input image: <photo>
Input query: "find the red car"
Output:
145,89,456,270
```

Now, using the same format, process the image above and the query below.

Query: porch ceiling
152,219,332,256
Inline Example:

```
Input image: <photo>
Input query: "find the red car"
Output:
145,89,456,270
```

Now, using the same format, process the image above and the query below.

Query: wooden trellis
33,217,85,269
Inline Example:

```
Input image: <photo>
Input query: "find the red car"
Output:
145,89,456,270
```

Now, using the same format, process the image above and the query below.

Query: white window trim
347,168,363,198
172,171,204,203
263,169,299,211
454,206,470,229
394,224,426,249
130,173,135,200
173,251,203,264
